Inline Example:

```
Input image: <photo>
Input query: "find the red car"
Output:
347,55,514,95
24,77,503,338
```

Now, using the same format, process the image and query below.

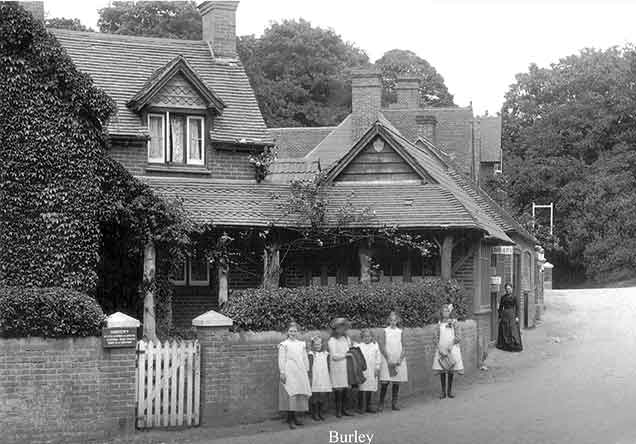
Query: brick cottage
47,1,544,342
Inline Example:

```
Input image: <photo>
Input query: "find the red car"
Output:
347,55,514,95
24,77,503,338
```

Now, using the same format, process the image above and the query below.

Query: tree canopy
45,17,93,32
501,46,636,283
375,49,455,107
237,19,368,127
98,1,202,39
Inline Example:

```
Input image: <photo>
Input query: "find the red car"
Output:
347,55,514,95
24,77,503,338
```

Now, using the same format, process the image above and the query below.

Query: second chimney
198,1,239,59
351,67,382,142
395,73,420,108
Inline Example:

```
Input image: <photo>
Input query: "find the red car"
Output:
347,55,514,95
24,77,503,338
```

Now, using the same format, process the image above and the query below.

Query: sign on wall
102,327,137,348
490,276,502,285
492,246,514,255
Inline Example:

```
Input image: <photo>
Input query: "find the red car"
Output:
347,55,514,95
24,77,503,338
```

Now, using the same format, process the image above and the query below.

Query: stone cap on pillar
105,312,141,328
192,310,234,328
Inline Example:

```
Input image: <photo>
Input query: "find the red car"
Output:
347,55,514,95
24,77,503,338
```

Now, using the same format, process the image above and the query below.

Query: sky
42,0,636,115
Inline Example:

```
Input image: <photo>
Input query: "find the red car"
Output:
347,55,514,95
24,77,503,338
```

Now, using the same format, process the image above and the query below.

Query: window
171,261,187,286
189,258,210,286
187,116,204,165
148,114,165,163
147,112,205,165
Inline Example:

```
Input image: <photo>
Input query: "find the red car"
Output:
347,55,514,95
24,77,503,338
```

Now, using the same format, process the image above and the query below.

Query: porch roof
142,176,498,232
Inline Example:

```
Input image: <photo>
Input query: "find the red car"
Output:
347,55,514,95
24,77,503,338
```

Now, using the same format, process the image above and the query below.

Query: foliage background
222,280,468,332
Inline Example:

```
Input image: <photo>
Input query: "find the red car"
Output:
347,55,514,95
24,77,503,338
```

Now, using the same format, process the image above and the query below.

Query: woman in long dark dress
496,283,523,351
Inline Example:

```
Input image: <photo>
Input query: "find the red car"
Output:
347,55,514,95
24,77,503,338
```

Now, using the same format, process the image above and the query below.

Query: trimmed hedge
0,287,105,338
222,279,469,332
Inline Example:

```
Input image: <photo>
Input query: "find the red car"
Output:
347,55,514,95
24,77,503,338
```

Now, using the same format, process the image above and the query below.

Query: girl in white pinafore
328,317,353,418
432,304,464,399
355,329,381,413
308,336,331,421
278,321,311,429
379,311,408,411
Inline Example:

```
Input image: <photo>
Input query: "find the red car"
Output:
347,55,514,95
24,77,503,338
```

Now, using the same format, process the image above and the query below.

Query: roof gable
325,122,436,184
127,55,225,113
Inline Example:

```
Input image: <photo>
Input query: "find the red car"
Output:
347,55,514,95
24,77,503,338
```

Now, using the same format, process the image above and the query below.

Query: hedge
0,286,105,338
222,279,469,332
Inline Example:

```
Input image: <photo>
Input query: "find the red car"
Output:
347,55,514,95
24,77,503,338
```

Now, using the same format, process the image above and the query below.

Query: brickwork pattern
0,337,136,444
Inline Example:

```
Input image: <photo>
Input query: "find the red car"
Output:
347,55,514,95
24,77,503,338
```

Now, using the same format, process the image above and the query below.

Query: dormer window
147,112,205,165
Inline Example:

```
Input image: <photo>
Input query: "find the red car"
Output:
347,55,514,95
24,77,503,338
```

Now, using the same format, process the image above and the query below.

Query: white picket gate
136,339,200,428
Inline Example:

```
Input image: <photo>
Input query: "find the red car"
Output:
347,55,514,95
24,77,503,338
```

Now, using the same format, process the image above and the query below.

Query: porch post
441,235,454,281
218,257,229,306
143,241,157,340
358,247,372,283
263,242,281,289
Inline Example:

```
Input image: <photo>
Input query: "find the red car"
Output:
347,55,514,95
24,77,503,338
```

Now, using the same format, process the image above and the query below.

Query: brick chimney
351,67,382,142
395,73,420,108
416,115,437,144
19,1,44,21
198,1,239,59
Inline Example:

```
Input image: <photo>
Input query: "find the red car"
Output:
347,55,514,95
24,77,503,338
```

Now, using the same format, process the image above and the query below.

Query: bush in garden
0,286,105,338
222,280,469,332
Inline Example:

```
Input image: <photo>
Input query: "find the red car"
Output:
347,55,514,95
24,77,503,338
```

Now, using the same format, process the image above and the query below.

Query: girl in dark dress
496,283,523,352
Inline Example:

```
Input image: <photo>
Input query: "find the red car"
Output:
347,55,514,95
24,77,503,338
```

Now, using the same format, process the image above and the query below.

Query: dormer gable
127,55,225,114
325,121,436,184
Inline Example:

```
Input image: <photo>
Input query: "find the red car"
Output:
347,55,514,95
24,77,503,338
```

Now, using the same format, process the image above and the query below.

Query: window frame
188,257,210,287
170,260,187,286
186,115,205,166
147,113,166,163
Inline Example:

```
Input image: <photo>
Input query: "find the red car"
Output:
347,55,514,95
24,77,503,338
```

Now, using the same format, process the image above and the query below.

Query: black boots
440,373,455,399
378,383,388,412
391,384,400,410
310,401,325,421
341,389,353,416
335,391,342,418
357,391,366,414
365,392,377,413
440,373,447,399
287,411,296,429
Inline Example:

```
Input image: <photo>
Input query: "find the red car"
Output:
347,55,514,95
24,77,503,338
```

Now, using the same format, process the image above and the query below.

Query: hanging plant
249,146,278,182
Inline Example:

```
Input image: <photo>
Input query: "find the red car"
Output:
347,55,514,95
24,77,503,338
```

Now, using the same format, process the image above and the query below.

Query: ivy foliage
0,3,115,293
223,280,468,332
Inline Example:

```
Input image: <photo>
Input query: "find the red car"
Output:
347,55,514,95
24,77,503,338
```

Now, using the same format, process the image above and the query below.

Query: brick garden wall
0,337,136,444
196,321,478,427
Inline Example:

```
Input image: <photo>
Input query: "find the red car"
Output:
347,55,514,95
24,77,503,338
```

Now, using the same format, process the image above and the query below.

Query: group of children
278,304,464,429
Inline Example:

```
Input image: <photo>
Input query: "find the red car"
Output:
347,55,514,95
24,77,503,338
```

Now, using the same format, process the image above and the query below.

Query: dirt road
123,287,636,444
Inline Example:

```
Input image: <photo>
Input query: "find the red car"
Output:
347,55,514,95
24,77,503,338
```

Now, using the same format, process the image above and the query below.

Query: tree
45,17,93,32
238,20,368,127
501,46,636,283
97,1,202,39
375,49,455,107
0,3,115,292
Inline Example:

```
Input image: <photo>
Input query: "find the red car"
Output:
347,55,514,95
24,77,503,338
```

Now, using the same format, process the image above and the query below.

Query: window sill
145,164,211,175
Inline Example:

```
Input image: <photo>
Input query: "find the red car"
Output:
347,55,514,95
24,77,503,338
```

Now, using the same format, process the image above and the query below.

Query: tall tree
238,19,369,127
45,17,93,32
501,46,636,283
375,49,455,107
98,1,201,39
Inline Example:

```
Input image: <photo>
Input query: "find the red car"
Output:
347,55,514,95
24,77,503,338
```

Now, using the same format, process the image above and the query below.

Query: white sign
492,246,514,255
490,276,502,285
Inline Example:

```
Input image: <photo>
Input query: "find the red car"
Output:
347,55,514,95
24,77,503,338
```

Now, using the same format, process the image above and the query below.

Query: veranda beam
441,235,454,281
143,241,157,340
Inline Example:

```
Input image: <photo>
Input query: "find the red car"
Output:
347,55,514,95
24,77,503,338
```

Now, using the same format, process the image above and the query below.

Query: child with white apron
278,321,311,428
432,304,464,399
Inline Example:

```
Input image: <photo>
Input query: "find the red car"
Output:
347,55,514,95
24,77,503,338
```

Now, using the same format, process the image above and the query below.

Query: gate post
192,311,233,426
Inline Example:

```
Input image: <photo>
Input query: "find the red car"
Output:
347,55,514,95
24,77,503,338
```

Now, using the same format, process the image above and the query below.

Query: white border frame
186,116,205,165
188,258,210,286
147,113,166,163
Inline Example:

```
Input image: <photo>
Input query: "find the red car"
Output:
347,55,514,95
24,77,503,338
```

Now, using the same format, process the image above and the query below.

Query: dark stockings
378,383,389,411
335,389,352,417
440,372,455,399
391,383,400,410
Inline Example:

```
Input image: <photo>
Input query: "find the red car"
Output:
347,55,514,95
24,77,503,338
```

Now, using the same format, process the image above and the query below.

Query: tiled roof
304,115,353,168
265,159,321,183
270,127,335,158
478,115,502,163
142,177,489,230
51,29,272,145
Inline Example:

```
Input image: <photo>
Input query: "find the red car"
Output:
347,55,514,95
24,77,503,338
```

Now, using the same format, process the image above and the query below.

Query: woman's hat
330,317,351,329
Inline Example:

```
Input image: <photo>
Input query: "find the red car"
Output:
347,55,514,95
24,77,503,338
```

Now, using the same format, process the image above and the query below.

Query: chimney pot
351,67,382,142
396,73,420,108
198,1,239,59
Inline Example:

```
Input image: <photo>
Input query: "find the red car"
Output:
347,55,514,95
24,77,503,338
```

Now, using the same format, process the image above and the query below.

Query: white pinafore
432,320,464,374
309,350,332,392
379,327,408,382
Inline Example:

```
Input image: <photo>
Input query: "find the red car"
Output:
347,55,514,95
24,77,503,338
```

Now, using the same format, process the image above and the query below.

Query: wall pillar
192,310,233,426
441,235,454,281
143,241,157,340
